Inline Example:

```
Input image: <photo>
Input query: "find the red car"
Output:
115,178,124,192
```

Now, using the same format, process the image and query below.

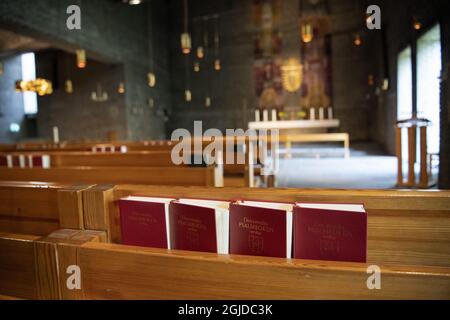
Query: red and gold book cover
229,203,288,258
31,155,43,167
169,202,217,253
0,155,7,167
118,199,168,249
293,206,367,262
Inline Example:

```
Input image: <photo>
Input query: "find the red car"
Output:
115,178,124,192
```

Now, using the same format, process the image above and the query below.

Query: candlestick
309,108,315,120
319,107,324,120
255,109,260,122
263,109,269,122
52,126,59,144
328,107,333,119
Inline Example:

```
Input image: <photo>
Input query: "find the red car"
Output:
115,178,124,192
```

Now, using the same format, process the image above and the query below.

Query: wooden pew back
89,185,450,268
0,166,220,187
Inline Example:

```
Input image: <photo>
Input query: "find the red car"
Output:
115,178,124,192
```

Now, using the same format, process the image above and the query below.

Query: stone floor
275,142,399,189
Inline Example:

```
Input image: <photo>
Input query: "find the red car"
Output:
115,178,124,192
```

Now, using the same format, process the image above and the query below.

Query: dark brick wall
166,0,382,141
0,0,171,140
35,50,127,141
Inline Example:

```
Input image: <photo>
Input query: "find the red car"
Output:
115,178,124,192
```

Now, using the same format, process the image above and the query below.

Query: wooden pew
0,184,449,299
0,229,106,300
0,165,222,187
0,181,90,236
57,185,450,299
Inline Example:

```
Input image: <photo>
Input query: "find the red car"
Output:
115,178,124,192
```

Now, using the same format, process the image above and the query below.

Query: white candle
328,107,333,119
263,109,269,122
309,108,315,120
255,110,260,122
52,126,59,144
271,109,277,121
319,107,324,120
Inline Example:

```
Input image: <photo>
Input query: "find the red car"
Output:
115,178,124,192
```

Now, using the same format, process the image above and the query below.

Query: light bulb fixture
301,23,313,43
118,82,125,94
197,46,204,59
181,0,191,54
76,49,86,68
194,62,200,72
205,97,211,107
185,89,192,102
91,83,108,102
214,59,221,71
181,33,192,54
65,80,73,94
354,34,362,46
147,72,156,87
413,17,422,30
15,79,53,96
368,74,375,86
122,0,142,5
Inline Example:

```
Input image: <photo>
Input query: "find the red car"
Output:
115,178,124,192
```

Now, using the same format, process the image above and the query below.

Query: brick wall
166,0,382,141
0,0,170,140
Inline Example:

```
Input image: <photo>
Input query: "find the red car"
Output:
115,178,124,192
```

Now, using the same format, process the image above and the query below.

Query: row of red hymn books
0,154,51,168
119,197,367,263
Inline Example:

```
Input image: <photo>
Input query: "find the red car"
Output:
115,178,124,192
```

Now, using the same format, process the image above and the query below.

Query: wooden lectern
396,118,432,188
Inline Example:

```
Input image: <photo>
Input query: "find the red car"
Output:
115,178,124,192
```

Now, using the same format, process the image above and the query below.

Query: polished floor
276,143,398,189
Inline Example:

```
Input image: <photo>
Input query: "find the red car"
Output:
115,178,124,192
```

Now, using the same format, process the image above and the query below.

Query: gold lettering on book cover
307,223,352,256
129,212,158,227
178,214,207,248
238,217,275,253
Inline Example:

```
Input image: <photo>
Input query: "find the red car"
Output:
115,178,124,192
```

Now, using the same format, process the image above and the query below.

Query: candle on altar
263,109,269,122
309,108,315,120
255,109,260,122
52,126,59,144
328,107,333,119
271,109,277,121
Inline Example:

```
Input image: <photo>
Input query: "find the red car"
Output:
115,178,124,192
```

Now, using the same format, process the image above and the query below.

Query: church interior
0,0,449,301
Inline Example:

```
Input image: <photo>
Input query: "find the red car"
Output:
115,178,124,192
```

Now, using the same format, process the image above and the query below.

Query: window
21,52,38,115
397,46,413,120
397,46,413,160
416,24,441,154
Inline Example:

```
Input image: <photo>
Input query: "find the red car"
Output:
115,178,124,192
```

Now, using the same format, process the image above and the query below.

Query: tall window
397,46,413,159
21,52,38,115
417,24,441,154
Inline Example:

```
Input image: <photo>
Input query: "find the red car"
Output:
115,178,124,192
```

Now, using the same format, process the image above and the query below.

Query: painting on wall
252,0,284,110
299,16,332,109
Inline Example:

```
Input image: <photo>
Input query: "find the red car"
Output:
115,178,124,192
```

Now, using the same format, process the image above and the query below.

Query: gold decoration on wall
15,79,53,96
65,80,73,94
281,58,303,93
76,49,86,68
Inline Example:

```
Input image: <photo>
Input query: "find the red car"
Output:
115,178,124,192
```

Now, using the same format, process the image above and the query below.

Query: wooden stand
396,118,433,188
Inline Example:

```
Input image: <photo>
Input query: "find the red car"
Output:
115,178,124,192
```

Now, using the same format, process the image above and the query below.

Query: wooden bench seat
1,184,449,299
